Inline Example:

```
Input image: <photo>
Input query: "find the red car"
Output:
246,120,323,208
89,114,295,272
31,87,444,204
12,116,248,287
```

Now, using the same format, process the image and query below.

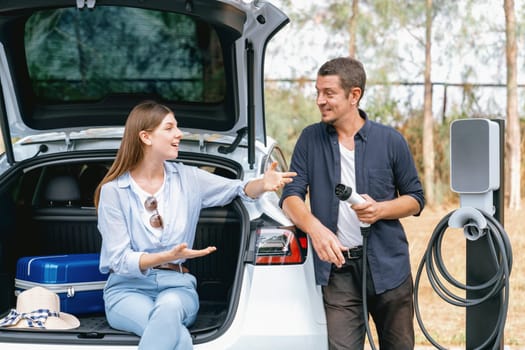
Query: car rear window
24,6,225,104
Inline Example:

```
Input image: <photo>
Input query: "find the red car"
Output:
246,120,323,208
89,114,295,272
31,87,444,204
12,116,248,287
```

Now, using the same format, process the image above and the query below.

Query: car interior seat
31,174,101,255
43,174,82,208
79,164,108,207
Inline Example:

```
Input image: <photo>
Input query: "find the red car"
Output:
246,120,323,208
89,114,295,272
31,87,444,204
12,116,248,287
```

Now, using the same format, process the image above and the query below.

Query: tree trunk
348,0,358,58
423,0,435,206
504,0,521,209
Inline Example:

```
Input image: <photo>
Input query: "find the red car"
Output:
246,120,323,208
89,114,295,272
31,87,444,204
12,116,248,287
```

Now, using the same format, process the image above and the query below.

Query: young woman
94,101,296,350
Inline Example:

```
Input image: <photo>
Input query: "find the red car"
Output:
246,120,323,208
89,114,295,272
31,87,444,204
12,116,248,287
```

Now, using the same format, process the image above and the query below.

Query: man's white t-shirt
336,143,362,247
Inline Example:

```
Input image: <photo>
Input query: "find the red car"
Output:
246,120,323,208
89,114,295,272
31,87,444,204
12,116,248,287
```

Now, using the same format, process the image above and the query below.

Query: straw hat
0,286,80,330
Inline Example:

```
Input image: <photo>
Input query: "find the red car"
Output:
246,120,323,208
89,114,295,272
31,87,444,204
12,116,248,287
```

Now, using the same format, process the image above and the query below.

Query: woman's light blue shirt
97,161,251,278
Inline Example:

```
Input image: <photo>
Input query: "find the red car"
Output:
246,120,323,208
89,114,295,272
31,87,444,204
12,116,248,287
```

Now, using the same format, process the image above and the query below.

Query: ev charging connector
335,183,366,206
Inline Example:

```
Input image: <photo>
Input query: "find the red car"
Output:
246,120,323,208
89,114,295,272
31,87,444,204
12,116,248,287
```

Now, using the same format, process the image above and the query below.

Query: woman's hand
243,161,296,198
140,243,217,271
166,243,217,260
262,161,297,192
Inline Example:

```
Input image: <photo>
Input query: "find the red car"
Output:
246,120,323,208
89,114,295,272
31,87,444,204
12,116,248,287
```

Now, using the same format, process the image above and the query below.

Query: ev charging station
415,118,512,350
450,118,506,349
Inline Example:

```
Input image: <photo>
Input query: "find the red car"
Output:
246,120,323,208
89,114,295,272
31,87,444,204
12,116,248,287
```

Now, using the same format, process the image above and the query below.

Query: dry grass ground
399,202,524,348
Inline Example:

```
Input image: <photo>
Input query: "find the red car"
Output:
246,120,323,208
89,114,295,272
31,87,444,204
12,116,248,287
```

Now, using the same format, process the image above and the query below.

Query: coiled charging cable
414,208,512,350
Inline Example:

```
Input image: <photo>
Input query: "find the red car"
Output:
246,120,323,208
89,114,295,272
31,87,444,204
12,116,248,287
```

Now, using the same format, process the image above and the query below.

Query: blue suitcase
15,253,108,315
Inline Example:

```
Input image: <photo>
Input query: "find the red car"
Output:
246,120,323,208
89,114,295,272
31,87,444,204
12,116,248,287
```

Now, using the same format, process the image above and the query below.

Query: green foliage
361,85,407,126
264,83,319,158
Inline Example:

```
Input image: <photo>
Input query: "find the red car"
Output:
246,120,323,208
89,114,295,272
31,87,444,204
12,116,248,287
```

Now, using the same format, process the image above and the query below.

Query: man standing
280,57,425,349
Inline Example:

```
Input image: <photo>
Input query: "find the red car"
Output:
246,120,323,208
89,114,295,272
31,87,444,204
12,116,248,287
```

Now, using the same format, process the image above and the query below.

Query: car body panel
195,262,327,349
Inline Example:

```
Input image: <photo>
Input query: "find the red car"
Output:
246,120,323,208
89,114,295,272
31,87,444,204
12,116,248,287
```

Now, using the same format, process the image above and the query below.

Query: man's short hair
318,57,366,99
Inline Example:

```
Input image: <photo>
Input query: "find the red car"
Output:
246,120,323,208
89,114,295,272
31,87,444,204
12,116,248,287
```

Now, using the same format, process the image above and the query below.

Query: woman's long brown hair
94,101,173,208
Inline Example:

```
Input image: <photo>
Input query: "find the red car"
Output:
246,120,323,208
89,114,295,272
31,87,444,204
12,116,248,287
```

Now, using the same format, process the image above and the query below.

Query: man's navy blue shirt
280,110,425,293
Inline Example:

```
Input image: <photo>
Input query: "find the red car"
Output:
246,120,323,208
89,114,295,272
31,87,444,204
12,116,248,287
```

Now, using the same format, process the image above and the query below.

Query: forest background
262,0,524,348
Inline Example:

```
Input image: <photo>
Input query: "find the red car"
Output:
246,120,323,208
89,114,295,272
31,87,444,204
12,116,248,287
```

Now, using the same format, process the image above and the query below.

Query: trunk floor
1,301,228,336
78,301,228,335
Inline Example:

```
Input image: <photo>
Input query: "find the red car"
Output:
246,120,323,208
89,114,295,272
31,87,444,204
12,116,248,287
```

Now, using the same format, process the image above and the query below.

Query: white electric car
0,0,327,349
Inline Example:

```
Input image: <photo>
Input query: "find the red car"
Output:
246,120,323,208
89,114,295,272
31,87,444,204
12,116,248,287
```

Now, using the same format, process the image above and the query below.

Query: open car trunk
0,155,247,346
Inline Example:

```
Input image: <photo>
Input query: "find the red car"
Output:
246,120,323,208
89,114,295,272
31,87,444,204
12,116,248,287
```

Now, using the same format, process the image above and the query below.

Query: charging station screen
450,119,499,193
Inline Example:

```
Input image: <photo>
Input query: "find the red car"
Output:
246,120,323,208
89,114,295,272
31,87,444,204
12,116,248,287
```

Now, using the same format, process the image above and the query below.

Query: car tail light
255,227,307,265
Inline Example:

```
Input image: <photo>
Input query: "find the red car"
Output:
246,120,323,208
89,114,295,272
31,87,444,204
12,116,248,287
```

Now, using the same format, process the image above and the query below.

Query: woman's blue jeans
104,269,199,350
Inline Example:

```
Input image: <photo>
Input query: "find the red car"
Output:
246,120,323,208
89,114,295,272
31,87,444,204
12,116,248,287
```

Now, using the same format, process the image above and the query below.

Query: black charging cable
414,208,512,350
335,184,377,350
359,225,376,350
